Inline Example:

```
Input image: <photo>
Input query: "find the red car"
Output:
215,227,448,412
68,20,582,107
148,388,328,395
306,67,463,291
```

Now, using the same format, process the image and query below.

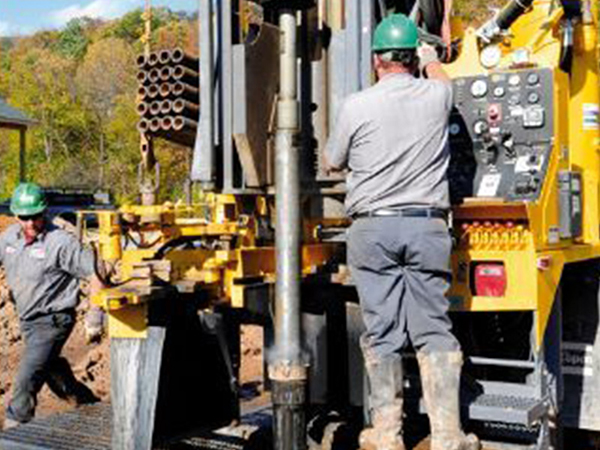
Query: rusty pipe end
148,68,161,83
173,116,185,131
150,101,162,115
137,70,148,84
159,83,172,98
159,49,172,65
160,100,173,115
148,84,160,99
149,118,162,132
137,119,150,133
136,54,148,68
136,103,149,116
172,48,185,63
148,52,160,67
172,82,184,97
161,116,174,130
160,66,172,81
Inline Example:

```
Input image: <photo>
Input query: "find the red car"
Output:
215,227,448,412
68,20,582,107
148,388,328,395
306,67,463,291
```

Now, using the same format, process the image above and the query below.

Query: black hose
495,0,535,31
559,18,574,74
560,0,582,19
419,0,446,37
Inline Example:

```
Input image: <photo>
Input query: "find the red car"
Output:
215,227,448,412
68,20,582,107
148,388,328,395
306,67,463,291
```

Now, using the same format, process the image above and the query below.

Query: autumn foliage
0,7,198,204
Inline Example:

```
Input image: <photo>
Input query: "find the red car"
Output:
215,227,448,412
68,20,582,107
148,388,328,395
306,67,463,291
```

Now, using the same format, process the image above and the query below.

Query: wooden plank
110,327,166,450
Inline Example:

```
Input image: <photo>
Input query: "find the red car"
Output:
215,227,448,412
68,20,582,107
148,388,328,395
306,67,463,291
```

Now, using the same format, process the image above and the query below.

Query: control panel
448,68,554,204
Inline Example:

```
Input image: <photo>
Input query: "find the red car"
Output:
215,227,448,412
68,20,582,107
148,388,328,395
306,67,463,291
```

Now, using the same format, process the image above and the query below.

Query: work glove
84,306,105,344
418,43,440,73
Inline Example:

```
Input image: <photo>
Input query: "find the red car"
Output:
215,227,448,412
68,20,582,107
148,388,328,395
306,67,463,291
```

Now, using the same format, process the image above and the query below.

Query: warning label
583,104,600,130
563,342,594,377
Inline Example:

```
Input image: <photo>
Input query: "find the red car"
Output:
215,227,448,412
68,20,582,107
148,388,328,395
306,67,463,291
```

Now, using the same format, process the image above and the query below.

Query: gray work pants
347,216,460,358
6,311,77,423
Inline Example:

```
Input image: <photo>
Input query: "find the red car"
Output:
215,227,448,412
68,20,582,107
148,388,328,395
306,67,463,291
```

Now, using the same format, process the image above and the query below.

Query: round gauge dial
480,45,502,69
493,86,506,98
508,74,521,86
470,79,488,98
528,92,540,104
449,123,461,136
527,72,540,85
508,94,520,105
473,120,489,135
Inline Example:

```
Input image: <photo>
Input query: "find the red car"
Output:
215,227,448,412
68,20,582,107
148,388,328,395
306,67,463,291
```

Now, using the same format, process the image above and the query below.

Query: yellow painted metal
90,193,341,338
445,0,600,348
568,4,600,244
108,304,149,339
97,211,122,262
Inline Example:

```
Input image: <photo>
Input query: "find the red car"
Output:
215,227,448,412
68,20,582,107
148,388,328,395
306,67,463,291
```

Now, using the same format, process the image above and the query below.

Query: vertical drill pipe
192,0,215,187
271,9,307,450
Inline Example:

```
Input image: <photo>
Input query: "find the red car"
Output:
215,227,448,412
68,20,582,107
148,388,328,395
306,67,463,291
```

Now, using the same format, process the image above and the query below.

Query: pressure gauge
527,72,540,85
473,120,489,135
508,74,521,86
480,45,502,69
528,92,540,104
471,79,488,98
449,123,461,136
493,86,506,98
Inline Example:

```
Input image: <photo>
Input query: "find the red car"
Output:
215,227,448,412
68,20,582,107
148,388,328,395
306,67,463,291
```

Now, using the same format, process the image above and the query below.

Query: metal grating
0,405,272,450
469,394,548,426
0,404,112,450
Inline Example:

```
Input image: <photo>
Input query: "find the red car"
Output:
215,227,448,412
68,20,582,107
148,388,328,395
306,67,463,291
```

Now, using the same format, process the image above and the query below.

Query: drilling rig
2,1,600,450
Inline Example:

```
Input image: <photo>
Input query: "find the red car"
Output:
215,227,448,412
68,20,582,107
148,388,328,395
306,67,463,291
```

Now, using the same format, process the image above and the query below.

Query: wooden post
111,326,166,450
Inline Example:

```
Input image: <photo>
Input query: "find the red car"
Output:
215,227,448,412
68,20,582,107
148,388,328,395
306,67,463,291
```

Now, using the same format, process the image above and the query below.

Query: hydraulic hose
495,0,534,31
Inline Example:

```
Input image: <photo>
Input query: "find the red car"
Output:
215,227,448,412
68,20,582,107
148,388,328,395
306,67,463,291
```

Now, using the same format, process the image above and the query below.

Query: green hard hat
10,183,47,216
372,14,419,52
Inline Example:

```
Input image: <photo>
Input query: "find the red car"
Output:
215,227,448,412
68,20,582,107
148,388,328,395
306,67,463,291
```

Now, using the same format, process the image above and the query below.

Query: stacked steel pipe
136,48,199,147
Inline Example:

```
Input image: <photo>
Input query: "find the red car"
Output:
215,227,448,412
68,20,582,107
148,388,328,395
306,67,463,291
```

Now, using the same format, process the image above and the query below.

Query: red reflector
474,263,506,297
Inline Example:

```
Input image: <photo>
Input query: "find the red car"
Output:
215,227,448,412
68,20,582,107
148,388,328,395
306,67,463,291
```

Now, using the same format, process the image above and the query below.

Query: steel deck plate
0,404,272,450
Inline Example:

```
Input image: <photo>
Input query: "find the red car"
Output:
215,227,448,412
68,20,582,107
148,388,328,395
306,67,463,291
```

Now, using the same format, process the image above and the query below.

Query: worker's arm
324,99,353,174
418,44,451,84
58,233,107,342
424,61,451,84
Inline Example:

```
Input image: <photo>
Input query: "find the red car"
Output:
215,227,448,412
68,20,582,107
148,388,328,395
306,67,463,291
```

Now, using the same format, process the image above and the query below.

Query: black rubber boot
417,351,480,450
359,340,405,450
45,358,99,406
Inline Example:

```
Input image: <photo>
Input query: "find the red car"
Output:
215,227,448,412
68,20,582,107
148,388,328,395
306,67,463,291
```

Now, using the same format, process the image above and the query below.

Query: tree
55,18,90,60
76,38,136,187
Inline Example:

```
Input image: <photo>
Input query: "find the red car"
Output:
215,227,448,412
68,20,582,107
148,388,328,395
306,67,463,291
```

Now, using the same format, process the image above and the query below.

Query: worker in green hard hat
1,183,104,430
325,14,480,450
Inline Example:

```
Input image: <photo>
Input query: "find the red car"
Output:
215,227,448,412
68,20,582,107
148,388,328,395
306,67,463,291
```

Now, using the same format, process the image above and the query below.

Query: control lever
481,132,499,165
502,132,516,158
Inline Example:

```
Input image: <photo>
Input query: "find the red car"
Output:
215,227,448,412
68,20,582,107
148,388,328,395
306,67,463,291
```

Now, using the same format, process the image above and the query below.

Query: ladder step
468,394,548,426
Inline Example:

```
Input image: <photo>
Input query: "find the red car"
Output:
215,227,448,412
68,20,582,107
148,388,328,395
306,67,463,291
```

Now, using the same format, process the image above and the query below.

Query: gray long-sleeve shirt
325,73,453,217
0,223,95,321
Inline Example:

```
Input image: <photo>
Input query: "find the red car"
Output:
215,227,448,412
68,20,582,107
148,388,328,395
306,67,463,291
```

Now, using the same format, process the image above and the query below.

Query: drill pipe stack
136,48,199,147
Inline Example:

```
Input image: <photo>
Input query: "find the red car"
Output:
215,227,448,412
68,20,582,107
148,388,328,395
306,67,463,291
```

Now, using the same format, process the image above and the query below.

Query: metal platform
0,404,112,450
0,404,272,450
468,394,548,427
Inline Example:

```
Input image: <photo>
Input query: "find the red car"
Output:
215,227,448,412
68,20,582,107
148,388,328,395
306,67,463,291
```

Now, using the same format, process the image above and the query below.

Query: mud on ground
0,293,265,426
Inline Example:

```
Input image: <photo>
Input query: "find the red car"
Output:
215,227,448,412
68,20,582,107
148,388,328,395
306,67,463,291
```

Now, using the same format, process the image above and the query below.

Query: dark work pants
347,216,460,358
6,311,77,423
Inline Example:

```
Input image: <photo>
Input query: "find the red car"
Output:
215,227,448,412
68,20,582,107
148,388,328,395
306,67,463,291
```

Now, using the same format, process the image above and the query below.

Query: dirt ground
0,298,264,426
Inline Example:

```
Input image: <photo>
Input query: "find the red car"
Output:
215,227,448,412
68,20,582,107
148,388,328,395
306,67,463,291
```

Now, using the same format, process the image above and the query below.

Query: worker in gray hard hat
325,14,480,450
2,183,104,430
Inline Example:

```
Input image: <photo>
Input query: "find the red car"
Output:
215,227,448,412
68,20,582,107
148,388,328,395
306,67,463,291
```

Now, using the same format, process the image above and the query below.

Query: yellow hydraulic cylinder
97,211,122,261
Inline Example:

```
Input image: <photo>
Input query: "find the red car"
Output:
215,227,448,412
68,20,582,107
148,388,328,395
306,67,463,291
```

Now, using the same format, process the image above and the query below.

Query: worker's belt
352,208,448,221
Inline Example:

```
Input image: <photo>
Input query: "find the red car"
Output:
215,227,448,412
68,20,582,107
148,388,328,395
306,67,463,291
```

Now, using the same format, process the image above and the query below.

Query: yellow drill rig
2,1,600,450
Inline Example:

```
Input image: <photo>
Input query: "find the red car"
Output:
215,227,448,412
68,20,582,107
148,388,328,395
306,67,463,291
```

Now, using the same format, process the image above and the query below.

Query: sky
0,0,198,37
